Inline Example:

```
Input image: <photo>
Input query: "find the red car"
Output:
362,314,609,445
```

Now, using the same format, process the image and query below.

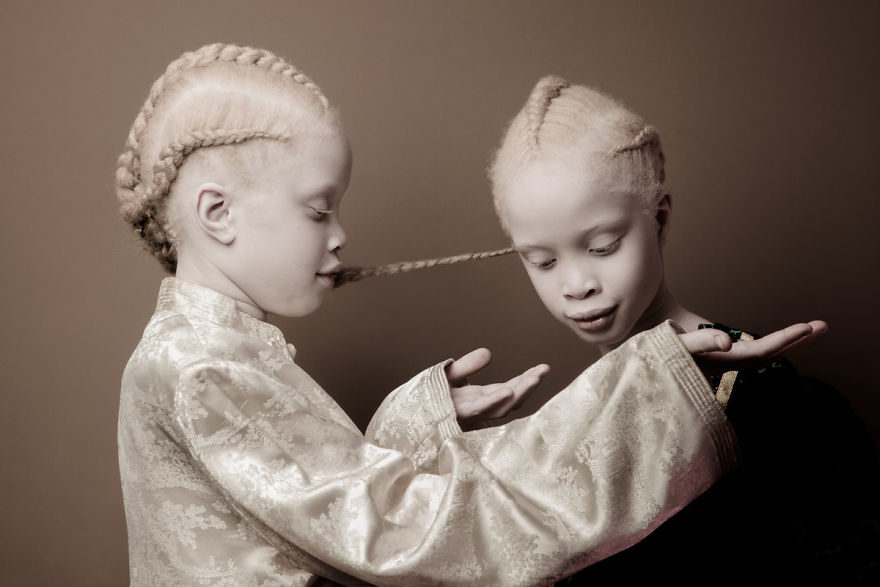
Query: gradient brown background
1,1,878,584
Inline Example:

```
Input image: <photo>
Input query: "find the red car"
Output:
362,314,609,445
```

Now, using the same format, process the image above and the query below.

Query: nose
561,260,601,300
328,220,346,254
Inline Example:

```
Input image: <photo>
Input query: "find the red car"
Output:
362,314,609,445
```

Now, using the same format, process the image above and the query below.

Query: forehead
501,159,641,240
272,128,350,169
237,128,352,194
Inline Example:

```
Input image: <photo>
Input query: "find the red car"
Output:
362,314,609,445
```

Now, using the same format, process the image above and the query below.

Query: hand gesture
679,320,827,376
445,348,550,429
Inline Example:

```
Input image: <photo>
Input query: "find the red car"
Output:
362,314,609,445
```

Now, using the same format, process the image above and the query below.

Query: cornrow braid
525,75,570,147
613,125,660,154
115,43,332,272
333,247,516,288
138,129,286,272
612,125,666,185
151,129,285,200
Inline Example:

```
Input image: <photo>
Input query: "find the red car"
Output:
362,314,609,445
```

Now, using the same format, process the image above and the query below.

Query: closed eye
309,207,333,221
532,258,557,270
589,238,621,256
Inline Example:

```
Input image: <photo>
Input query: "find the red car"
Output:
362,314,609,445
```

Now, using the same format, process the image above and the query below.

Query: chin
273,296,324,319
570,323,629,351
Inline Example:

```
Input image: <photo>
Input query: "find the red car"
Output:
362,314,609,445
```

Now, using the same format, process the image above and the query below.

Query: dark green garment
559,324,880,586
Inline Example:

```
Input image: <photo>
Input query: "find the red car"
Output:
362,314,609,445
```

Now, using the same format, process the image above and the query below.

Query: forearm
365,359,462,472
177,322,736,586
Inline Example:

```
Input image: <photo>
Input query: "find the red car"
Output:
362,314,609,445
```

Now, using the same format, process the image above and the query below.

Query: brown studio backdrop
1,1,877,584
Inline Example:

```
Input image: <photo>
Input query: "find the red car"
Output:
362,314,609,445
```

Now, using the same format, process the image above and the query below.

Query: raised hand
680,320,828,376
445,348,550,429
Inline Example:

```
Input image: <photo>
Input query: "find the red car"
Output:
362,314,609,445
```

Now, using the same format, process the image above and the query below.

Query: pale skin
171,128,825,427
497,156,827,384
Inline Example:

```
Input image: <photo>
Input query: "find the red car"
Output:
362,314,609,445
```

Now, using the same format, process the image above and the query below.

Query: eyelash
309,207,333,221
590,238,621,256
529,238,622,270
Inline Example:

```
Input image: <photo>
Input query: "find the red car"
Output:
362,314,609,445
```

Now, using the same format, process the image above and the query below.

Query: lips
316,273,336,288
316,262,342,288
567,306,617,332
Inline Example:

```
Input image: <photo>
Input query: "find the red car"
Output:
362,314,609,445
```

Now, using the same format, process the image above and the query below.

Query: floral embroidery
119,279,735,585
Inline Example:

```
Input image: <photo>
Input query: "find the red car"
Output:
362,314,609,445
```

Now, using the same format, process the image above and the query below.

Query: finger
767,320,828,358
445,348,492,385
503,364,550,409
699,322,816,368
745,322,813,359
808,320,829,336
679,329,732,355
503,364,550,394
455,385,514,421
791,320,829,350
693,320,828,376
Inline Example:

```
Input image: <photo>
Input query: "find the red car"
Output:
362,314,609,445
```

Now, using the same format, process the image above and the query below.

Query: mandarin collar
156,277,293,353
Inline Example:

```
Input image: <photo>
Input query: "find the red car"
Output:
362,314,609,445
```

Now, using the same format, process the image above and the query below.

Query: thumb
679,329,732,355
445,348,492,384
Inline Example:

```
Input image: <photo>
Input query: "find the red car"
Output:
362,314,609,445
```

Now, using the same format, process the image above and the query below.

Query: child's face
231,131,351,318
499,159,666,353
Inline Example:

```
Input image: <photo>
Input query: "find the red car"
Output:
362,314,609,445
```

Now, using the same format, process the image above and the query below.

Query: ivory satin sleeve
174,321,737,587
365,359,461,472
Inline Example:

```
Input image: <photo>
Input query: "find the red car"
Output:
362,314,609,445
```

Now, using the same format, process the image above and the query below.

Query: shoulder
123,312,212,387
121,308,269,427
119,312,219,448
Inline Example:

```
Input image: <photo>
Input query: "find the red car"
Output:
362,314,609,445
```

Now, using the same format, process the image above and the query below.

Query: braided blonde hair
115,43,338,272
525,75,571,148
489,76,667,226
333,247,516,287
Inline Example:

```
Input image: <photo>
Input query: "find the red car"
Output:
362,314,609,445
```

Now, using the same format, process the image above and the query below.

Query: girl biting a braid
117,45,824,586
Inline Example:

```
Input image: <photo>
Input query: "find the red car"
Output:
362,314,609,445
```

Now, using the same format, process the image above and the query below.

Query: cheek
617,242,663,301
589,253,632,298
526,270,564,312
285,227,323,264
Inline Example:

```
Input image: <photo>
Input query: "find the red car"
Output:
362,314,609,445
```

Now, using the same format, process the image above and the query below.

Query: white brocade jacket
118,278,738,586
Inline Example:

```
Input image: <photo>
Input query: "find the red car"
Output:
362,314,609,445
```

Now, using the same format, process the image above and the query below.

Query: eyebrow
516,218,629,252
302,189,336,206
515,243,552,255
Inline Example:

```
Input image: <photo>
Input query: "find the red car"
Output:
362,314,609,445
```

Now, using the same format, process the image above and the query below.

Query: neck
598,281,708,355
175,251,267,321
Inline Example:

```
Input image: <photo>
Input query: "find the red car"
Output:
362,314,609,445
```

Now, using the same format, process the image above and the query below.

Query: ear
656,192,672,246
195,183,235,245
